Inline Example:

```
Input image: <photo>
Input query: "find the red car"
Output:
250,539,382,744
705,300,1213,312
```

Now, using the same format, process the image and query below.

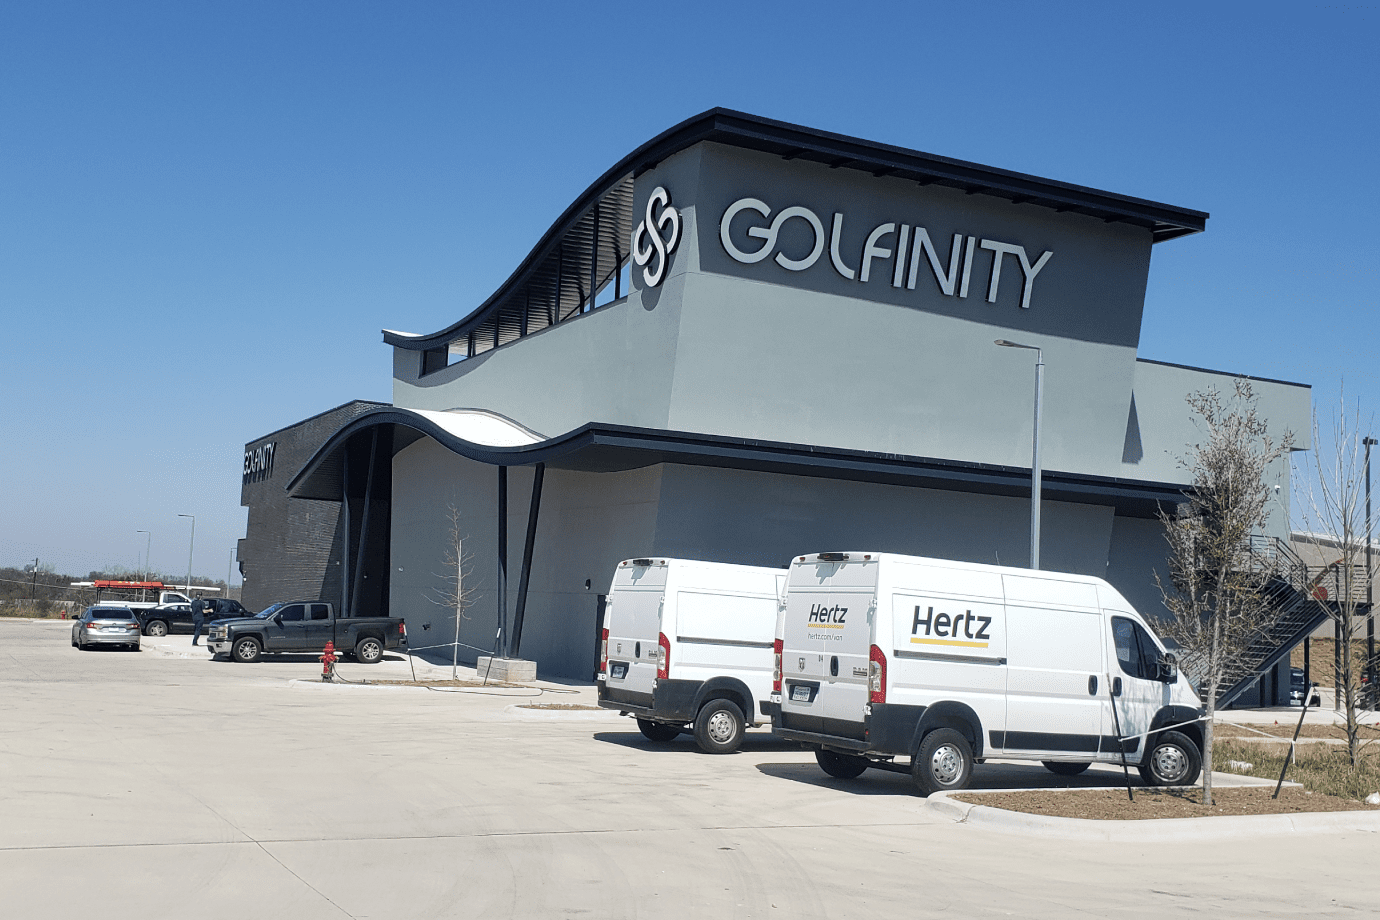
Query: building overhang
384,108,1209,357
287,407,1189,519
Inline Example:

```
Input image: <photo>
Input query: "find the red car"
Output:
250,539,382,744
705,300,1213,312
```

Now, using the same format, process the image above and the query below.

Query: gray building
238,400,386,612
245,110,1313,694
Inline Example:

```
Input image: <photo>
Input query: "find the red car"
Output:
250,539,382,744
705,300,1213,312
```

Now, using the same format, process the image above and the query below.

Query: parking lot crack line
251,838,360,920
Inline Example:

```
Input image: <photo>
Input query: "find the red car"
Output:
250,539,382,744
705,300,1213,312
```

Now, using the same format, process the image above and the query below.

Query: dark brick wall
238,401,386,612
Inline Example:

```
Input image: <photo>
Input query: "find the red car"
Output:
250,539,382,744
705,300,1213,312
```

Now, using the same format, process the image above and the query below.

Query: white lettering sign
243,442,276,484
720,198,1053,309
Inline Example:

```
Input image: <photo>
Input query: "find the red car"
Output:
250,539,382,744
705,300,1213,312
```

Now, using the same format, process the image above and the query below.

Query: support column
341,446,352,618
350,429,378,619
511,463,545,657
497,466,508,658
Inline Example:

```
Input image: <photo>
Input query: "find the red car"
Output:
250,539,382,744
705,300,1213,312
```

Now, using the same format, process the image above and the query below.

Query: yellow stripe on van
910,637,990,648
807,624,845,630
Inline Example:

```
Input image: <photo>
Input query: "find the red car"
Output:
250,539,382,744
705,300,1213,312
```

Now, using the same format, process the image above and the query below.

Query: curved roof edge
287,406,1189,519
384,108,1210,353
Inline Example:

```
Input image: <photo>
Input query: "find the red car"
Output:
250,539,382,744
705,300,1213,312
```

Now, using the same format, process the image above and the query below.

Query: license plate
610,662,628,680
790,684,811,703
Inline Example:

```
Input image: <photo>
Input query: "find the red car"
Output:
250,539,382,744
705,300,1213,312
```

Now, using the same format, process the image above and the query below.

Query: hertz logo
911,605,991,648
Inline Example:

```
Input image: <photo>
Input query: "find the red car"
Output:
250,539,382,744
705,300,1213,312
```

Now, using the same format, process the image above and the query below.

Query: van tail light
869,644,887,704
600,628,609,675
657,632,670,680
772,639,783,694
399,621,407,638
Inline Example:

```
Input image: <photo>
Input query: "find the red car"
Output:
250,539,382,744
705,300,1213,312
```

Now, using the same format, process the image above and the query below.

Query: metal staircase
1202,536,1368,709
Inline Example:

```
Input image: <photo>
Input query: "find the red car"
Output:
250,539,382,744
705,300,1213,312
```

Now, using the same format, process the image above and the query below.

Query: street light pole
995,339,1044,570
1365,437,1376,691
178,514,195,596
136,530,151,582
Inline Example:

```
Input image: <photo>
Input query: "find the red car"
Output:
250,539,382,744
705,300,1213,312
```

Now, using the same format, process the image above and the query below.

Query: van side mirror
1159,652,1179,684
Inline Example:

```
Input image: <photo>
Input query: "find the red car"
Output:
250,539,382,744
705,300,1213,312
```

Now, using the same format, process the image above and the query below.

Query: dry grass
1215,721,1380,741
1290,637,1371,687
1213,738,1380,802
517,703,603,711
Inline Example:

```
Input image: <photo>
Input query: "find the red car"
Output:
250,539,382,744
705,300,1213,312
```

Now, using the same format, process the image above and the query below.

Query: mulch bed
951,786,1379,820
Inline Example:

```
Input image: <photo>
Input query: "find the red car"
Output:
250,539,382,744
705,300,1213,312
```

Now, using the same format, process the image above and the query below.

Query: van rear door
779,555,877,740
604,562,667,701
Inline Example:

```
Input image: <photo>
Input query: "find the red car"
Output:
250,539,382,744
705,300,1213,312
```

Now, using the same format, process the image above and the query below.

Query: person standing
191,596,206,646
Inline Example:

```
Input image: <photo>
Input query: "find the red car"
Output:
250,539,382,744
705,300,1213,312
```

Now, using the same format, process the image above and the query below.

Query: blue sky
1,1,1376,580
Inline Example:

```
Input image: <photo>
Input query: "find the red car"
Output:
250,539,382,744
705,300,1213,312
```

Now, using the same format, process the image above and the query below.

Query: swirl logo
631,186,681,288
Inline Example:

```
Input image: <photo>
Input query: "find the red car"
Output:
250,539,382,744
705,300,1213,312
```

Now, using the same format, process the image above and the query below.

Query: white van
596,558,786,753
774,552,1204,795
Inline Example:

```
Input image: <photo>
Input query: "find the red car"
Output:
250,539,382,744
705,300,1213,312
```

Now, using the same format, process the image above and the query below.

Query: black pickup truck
207,601,407,663
140,599,251,636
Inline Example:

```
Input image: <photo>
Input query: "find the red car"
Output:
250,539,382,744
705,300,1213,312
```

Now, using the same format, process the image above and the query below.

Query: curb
503,703,623,722
139,642,215,661
925,790,1380,840
286,679,428,692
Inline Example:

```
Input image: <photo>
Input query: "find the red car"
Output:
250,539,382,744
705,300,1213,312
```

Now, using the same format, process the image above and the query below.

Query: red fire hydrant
320,641,338,682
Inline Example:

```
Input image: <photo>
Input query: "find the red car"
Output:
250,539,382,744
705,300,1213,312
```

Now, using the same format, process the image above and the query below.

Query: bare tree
1157,379,1293,806
1292,392,1376,767
427,505,477,679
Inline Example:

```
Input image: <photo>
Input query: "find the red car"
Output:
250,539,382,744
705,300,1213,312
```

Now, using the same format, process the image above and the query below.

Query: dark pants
192,620,203,645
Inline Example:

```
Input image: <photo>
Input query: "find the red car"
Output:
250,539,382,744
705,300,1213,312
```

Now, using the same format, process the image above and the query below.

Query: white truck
774,552,1204,795
596,558,785,753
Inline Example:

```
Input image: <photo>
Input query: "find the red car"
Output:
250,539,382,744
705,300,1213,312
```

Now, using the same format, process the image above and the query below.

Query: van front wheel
912,729,973,796
816,749,868,779
1139,731,1202,786
694,699,745,754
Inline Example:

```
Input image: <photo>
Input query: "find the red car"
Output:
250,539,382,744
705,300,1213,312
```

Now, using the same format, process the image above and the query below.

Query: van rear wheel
912,729,974,796
636,719,681,743
815,749,868,779
693,699,745,754
1042,761,1091,777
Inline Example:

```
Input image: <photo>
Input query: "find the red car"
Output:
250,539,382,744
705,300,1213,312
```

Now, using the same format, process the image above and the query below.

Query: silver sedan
72,606,142,651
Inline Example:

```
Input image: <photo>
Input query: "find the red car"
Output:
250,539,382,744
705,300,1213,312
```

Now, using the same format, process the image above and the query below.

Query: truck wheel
816,749,868,779
144,620,168,637
355,637,384,664
232,637,262,663
1138,731,1201,786
636,719,681,743
1042,761,1091,777
912,728,974,796
693,699,745,754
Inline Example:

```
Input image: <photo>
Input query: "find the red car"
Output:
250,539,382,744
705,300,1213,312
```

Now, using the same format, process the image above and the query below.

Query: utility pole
137,530,151,583
1366,437,1376,694
995,340,1044,569
29,557,39,603
178,514,195,596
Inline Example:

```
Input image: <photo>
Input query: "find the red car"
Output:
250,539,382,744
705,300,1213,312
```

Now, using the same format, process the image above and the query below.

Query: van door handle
1088,675,1098,696
1111,677,1123,697
829,656,839,677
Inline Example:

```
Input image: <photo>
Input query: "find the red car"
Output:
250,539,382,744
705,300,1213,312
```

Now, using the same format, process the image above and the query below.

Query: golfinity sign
719,197,1053,310
243,441,276,485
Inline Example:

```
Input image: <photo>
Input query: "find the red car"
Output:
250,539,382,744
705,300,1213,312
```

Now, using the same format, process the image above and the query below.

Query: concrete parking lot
1,617,1375,919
